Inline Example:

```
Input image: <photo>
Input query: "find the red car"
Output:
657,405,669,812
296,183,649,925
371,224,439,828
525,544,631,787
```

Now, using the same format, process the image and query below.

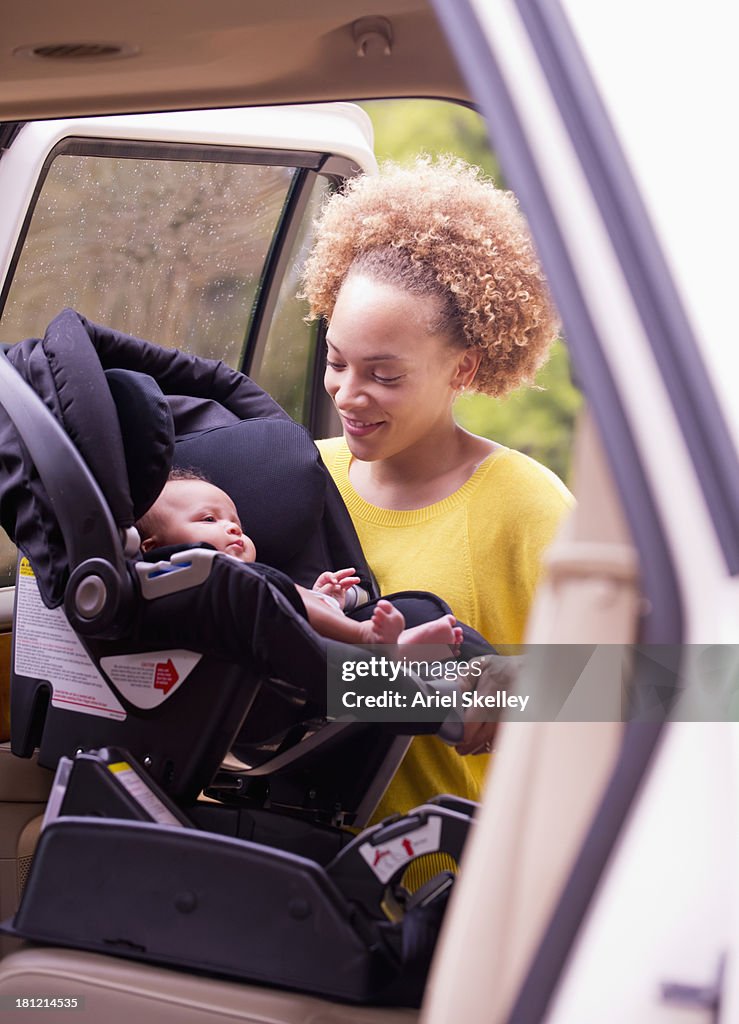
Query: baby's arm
312,568,360,610
297,587,404,645
297,586,462,651
298,585,377,643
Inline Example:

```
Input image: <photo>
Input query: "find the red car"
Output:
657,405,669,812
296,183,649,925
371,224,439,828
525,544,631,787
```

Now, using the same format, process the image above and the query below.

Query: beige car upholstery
423,407,640,1023
0,745,52,957
0,948,418,1024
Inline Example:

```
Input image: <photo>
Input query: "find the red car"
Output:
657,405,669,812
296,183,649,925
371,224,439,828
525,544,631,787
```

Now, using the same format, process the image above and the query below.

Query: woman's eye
325,358,401,383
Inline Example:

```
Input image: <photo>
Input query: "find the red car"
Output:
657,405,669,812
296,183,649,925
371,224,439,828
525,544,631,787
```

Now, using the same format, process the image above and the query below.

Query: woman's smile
340,415,385,437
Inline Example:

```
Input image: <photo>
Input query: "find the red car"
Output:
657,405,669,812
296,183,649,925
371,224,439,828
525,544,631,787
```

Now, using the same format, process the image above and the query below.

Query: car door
422,2,739,1022
0,104,376,624
0,104,375,949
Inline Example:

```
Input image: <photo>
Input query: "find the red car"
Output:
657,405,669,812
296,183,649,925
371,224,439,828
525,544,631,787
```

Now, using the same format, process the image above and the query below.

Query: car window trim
243,156,361,429
0,121,24,154
307,317,334,439
310,158,366,438
240,165,313,381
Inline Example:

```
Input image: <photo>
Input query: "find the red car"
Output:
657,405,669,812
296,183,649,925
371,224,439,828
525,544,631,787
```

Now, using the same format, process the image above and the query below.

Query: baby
136,471,463,649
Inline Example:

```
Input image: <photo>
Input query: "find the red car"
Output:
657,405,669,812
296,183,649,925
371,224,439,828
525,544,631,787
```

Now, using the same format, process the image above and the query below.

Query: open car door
0,104,376,604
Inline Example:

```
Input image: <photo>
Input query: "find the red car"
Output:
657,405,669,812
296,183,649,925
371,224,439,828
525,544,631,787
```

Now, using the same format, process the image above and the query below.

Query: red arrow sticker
154,658,179,694
360,817,443,882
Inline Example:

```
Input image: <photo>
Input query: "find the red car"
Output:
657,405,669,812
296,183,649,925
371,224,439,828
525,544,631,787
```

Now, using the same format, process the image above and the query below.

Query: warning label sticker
99,650,201,709
107,761,185,827
14,559,126,721
359,816,443,883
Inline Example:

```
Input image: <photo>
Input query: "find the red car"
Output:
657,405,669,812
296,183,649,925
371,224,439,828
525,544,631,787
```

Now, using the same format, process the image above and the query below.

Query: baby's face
147,479,257,562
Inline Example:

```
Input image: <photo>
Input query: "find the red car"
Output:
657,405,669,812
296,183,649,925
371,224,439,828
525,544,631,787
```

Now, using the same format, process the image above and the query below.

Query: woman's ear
452,347,483,390
140,535,157,553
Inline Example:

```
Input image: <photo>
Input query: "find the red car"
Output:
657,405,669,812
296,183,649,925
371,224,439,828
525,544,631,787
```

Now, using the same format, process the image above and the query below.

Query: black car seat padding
174,419,330,585
104,368,174,522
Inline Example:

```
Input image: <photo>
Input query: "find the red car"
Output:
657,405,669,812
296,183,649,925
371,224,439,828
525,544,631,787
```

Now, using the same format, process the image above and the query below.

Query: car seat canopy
0,307,375,606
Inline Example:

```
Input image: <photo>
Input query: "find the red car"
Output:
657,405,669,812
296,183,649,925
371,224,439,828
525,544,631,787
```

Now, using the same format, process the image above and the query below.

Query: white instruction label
359,816,443,883
99,650,201,709
14,559,126,721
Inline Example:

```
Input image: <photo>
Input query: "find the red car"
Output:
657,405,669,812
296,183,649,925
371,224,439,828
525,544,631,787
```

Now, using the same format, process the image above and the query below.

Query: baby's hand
313,568,360,609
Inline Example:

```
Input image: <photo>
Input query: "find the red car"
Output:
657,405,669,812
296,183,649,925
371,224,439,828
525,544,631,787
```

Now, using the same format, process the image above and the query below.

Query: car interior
0,2,647,1021
3,305,495,1007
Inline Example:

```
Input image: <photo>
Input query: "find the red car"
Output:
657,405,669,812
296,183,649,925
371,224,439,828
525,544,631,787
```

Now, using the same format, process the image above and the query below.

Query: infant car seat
0,309,485,1006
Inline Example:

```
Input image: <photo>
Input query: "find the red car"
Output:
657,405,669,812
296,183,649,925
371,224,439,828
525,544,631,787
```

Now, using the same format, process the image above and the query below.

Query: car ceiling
0,0,470,121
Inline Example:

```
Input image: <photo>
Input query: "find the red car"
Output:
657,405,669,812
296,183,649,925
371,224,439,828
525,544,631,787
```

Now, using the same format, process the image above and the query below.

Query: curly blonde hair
301,156,559,397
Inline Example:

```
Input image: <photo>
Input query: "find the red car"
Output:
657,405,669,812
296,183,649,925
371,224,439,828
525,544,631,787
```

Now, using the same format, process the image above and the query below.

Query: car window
0,142,297,364
248,174,331,422
0,140,338,600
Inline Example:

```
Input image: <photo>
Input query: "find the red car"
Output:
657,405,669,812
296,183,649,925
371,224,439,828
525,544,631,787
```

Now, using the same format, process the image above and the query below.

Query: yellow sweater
317,437,573,818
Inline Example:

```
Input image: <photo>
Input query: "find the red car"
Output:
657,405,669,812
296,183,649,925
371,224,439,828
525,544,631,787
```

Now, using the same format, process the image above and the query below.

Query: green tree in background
454,342,580,482
361,100,582,484
362,100,503,184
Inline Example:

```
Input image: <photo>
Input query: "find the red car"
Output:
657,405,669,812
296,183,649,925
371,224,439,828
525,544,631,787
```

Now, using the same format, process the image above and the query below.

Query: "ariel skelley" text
341,687,530,712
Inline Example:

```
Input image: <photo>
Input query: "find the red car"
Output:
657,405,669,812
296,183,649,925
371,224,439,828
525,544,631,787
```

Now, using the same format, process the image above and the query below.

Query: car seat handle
0,348,133,633
0,349,124,570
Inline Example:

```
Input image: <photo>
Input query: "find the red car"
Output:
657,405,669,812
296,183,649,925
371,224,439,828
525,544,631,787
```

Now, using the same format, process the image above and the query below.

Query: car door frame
426,0,738,1020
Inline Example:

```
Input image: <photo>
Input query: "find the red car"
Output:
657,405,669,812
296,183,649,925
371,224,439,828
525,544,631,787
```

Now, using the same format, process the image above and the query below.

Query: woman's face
324,273,474,463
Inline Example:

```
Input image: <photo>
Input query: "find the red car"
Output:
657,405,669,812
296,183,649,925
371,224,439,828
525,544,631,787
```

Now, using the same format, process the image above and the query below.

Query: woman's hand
455,654,525,756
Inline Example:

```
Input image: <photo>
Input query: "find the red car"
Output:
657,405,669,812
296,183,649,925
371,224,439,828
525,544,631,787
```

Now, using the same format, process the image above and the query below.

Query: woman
302,156,573,818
